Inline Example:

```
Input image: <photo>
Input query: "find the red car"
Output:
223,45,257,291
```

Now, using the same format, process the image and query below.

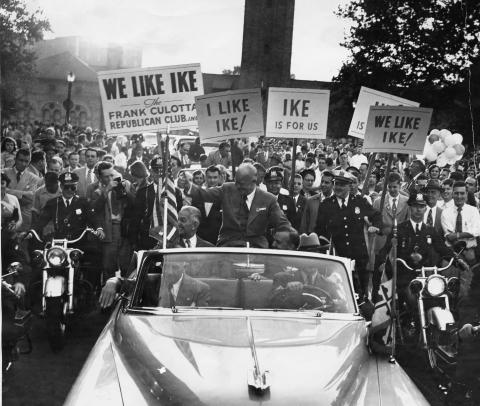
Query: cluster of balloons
422,129,465,167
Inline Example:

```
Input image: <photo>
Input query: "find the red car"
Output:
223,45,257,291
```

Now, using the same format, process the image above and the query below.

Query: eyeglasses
63,184,77,191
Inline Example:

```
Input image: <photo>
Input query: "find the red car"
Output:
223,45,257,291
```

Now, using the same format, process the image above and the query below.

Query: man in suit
192,165,222,244
291,174,307,231
158,261,210,307
90,162,135,278
172,142,191,168
315,170,382,298
299,171,334,234
185,163,291,248
130,157,183,250
423,179,443,236
371,172,409,301
34,172,104,241
264,166,296,226
177,206,214,248
73,147,99,199
4,148,42,231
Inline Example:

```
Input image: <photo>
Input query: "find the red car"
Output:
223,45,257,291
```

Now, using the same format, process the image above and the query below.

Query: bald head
235,163,257,196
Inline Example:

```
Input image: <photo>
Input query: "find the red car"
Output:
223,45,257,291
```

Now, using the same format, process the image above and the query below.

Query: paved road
3,308,446,405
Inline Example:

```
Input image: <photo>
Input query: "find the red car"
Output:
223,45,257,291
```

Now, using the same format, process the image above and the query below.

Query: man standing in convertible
185,162,291,248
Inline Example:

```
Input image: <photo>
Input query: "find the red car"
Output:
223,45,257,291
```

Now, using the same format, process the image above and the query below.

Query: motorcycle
397,256,461,375
1,262,33,373
26,228,97,351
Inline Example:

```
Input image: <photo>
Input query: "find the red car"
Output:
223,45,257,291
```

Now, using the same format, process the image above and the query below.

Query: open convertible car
65,248,429,405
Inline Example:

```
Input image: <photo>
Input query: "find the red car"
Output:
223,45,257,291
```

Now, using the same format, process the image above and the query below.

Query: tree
333,0,480,142
0,0,50,119
222,66,241,75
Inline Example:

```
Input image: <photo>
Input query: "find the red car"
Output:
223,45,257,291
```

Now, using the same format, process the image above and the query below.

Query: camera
114,177,127,198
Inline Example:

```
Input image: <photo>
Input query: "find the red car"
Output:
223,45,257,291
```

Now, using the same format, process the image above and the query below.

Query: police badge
355,207,360,215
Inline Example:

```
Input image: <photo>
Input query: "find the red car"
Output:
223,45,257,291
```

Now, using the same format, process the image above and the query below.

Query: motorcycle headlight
425,275,446,297
32,250,44,263
69,249,83,262
46,247,67,267
409,279,424,295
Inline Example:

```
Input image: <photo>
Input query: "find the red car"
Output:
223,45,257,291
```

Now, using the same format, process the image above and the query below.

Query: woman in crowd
428,164,440,180
1,137,17,169
1,173,23,231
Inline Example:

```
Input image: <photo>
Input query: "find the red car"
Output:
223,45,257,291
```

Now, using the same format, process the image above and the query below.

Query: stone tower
238,0,295,89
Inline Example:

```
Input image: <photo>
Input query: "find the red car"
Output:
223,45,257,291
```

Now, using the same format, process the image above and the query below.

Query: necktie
242,195,250,212
184,239,191,248
392,198,397,214
111,190,120,216
415,223,420,234
341,198,346,210
66,199,70,208
427,208,433,227
87,169,93,184
455,206,463,233
16,171,21,183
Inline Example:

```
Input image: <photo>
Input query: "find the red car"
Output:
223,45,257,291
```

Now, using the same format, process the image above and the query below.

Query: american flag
159,135,179,247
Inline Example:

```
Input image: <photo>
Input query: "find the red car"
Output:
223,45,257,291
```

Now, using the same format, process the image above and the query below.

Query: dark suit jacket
292,194,307,231
299,193,323,234
277,194,296,227
382,220,453,287
425,206,443,237
159,274,210,307
189,183,291,248
35,195,96,239
315,194,382,261
177,235,214,248
192,192,222,245
130,182,183,249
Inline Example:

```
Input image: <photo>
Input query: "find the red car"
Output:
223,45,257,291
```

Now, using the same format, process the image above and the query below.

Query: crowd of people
2,120,480,402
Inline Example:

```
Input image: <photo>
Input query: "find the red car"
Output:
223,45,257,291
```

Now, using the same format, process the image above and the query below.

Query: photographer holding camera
91,161,135,280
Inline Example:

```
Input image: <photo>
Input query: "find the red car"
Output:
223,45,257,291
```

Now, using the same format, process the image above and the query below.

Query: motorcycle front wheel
45,297,66,352
426,324,457,374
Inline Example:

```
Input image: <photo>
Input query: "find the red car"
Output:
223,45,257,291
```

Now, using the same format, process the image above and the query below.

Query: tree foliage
222,66,241,75
331,0,480,142
0,0,50,115
335,0,479,88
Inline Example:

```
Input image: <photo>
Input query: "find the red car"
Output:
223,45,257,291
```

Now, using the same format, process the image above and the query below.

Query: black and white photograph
1,0,479,404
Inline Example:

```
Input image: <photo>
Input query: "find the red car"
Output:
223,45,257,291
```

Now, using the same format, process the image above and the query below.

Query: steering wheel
300,285,335,311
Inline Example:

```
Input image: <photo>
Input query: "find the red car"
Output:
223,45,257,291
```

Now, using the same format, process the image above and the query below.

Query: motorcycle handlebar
23,230,43,243
67,227,96,244
396,257,454,272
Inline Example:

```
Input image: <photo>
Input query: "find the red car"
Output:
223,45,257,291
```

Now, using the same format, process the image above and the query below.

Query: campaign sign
363,106,433,154
265,88,330,139
97,63,204,135
349,86,419,139
195,89,264,143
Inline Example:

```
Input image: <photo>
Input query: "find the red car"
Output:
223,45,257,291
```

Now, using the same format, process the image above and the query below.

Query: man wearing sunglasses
34,172,104,241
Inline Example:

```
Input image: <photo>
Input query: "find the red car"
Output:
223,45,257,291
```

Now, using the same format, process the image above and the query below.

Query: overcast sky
29,0,351,81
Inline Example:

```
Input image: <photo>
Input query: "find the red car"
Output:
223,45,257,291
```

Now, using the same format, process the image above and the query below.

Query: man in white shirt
441,180,480,263
439,179,455,210
349,146,368,169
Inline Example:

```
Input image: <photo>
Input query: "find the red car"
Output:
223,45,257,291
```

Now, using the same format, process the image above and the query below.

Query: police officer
381,191,457,305
315,170,382,298
264,166,295,226
34,172,104,240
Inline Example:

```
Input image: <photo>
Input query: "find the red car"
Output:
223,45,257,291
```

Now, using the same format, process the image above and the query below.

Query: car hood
112,311,376,405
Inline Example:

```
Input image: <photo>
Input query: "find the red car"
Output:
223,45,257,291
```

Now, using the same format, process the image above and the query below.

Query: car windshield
133,252,356,313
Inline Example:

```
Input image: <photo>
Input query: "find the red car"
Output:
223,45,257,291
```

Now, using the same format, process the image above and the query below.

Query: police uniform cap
407,191,427,206
265,166,284,181
333,169,355,184
59,172,79,185
150,156,163,169
346,166,360,177
253,162,266,172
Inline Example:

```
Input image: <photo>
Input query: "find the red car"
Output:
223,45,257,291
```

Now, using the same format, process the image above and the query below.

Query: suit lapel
247,189,266,225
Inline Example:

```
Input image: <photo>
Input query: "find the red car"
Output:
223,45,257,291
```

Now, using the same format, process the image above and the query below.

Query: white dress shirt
441,203,480,248
424,206,438,225
336,194,349,208
170,274,184,300
184,234,197,248
245,188,256,210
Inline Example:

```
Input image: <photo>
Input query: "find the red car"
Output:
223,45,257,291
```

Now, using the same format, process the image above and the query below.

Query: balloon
431,140,446,153
440,129,452,139
453,144,465,155
429,129,440,136
447,157,457,166
454,154,463,162
425,149,438,162
436,154,448,167
452,133,463,145
428,133,440,143
444,146,457,159
444,133,457,147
